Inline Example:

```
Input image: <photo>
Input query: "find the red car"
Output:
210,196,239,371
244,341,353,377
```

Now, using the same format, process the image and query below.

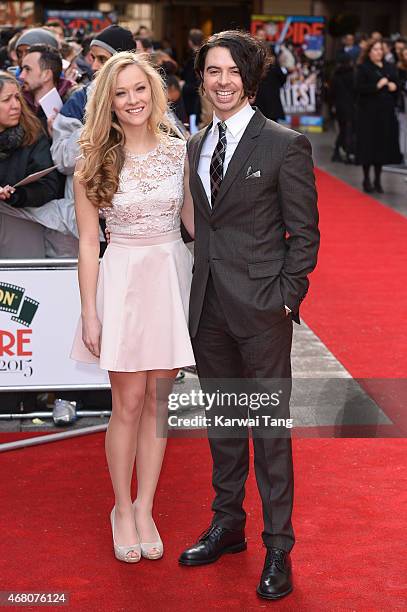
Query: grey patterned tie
210,121,227,207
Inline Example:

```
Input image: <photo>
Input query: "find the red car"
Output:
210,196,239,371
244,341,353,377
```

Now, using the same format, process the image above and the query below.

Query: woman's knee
112,389,145,422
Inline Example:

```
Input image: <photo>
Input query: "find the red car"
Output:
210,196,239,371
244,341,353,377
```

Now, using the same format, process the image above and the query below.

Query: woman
70,52,195,563
355,39,402,193
397,46,407,162
0,71,62,257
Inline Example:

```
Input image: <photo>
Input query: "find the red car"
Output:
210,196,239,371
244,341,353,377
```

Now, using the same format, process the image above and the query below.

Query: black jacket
0,134,64,208
255,65,287,121
355,59,402,165
330,65,355,119
181,53,201,118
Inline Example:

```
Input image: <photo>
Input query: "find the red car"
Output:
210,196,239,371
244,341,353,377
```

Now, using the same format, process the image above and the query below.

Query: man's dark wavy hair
194,30,270,99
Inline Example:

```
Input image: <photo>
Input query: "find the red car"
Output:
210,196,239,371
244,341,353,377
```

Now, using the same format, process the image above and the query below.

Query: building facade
2,1,407,61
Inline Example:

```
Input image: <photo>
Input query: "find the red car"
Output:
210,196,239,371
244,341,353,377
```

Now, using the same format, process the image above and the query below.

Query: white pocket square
245,167,261,179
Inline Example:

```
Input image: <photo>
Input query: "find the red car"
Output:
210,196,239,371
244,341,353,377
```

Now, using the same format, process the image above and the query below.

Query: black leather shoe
374,181,384,193
178,524,246,566
256,547,293,600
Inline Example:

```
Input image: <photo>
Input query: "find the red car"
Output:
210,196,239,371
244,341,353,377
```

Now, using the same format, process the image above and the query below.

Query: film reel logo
0,282,39,327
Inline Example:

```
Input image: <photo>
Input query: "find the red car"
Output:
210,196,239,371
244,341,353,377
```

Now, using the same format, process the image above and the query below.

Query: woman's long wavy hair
77,51,171,208
0,71,42,145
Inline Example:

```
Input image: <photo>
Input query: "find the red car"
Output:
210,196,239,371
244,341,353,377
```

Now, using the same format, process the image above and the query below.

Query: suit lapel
191,123,212,213
212,109,266,212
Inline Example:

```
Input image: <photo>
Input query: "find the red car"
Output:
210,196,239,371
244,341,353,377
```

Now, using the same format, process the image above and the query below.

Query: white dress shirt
197,102,255,206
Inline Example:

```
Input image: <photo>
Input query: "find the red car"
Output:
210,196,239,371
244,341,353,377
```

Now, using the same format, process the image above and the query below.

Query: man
337,33,360,61
382,38,395,64
394,37,406,63
20,44,72,135
74,34,95,86
15,27,59,67
178,31,319,600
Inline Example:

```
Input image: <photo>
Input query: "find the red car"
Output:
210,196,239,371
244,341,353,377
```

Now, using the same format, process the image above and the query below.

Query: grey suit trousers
193,273,295,552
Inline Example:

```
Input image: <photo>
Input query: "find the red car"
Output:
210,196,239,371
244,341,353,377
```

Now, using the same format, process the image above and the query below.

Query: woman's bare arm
74,159,102,356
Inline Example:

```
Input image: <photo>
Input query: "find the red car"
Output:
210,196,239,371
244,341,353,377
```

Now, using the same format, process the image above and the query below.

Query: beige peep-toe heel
132,501,163,560
110,506,141,563
140,521,163,560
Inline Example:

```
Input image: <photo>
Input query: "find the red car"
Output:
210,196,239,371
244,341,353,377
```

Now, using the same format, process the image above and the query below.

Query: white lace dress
70,135,195,371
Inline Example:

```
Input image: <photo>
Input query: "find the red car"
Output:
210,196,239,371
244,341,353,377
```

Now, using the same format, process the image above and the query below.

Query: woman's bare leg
106,370,147,559
133,368,178,544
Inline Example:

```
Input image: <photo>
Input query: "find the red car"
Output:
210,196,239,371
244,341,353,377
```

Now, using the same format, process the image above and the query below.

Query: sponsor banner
0,267,109,389
251,15,325,126
44,10,116,35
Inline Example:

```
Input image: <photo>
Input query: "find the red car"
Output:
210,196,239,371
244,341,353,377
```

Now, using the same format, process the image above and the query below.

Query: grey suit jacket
187,108,320,338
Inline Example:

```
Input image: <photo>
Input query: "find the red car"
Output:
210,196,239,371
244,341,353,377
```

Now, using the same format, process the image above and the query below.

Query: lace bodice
101,136,186,236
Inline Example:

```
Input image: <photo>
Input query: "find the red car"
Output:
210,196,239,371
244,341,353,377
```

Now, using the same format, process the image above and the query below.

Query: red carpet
1,432,406,611
1,170,407,610
301,170,407,432
303,169,407,378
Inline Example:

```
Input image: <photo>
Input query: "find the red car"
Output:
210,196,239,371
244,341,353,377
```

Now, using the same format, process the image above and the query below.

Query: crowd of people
330,31,405,192
0,22,215,258
0,21,405,256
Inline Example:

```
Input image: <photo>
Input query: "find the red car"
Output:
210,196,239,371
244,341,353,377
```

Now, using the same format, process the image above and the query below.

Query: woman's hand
0,185,15,200
81,313,102,357
377,77,389,89
387,81,397,92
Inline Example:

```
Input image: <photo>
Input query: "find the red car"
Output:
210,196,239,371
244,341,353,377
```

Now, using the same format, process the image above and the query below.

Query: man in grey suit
178,31,320,600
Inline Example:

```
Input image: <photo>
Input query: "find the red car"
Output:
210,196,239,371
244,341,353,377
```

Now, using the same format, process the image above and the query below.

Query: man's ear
43,68,54,85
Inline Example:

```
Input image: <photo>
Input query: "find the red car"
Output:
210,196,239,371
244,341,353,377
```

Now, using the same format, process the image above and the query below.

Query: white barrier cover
0,267,109,389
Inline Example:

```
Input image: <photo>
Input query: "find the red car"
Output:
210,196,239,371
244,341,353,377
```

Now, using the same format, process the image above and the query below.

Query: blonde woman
70,52,195,563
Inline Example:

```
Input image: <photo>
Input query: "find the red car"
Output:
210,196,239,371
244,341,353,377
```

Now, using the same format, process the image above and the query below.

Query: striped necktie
210,121,227,207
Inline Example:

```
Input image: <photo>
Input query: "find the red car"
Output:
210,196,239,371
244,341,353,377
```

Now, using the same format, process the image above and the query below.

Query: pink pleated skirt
70,230,195,371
